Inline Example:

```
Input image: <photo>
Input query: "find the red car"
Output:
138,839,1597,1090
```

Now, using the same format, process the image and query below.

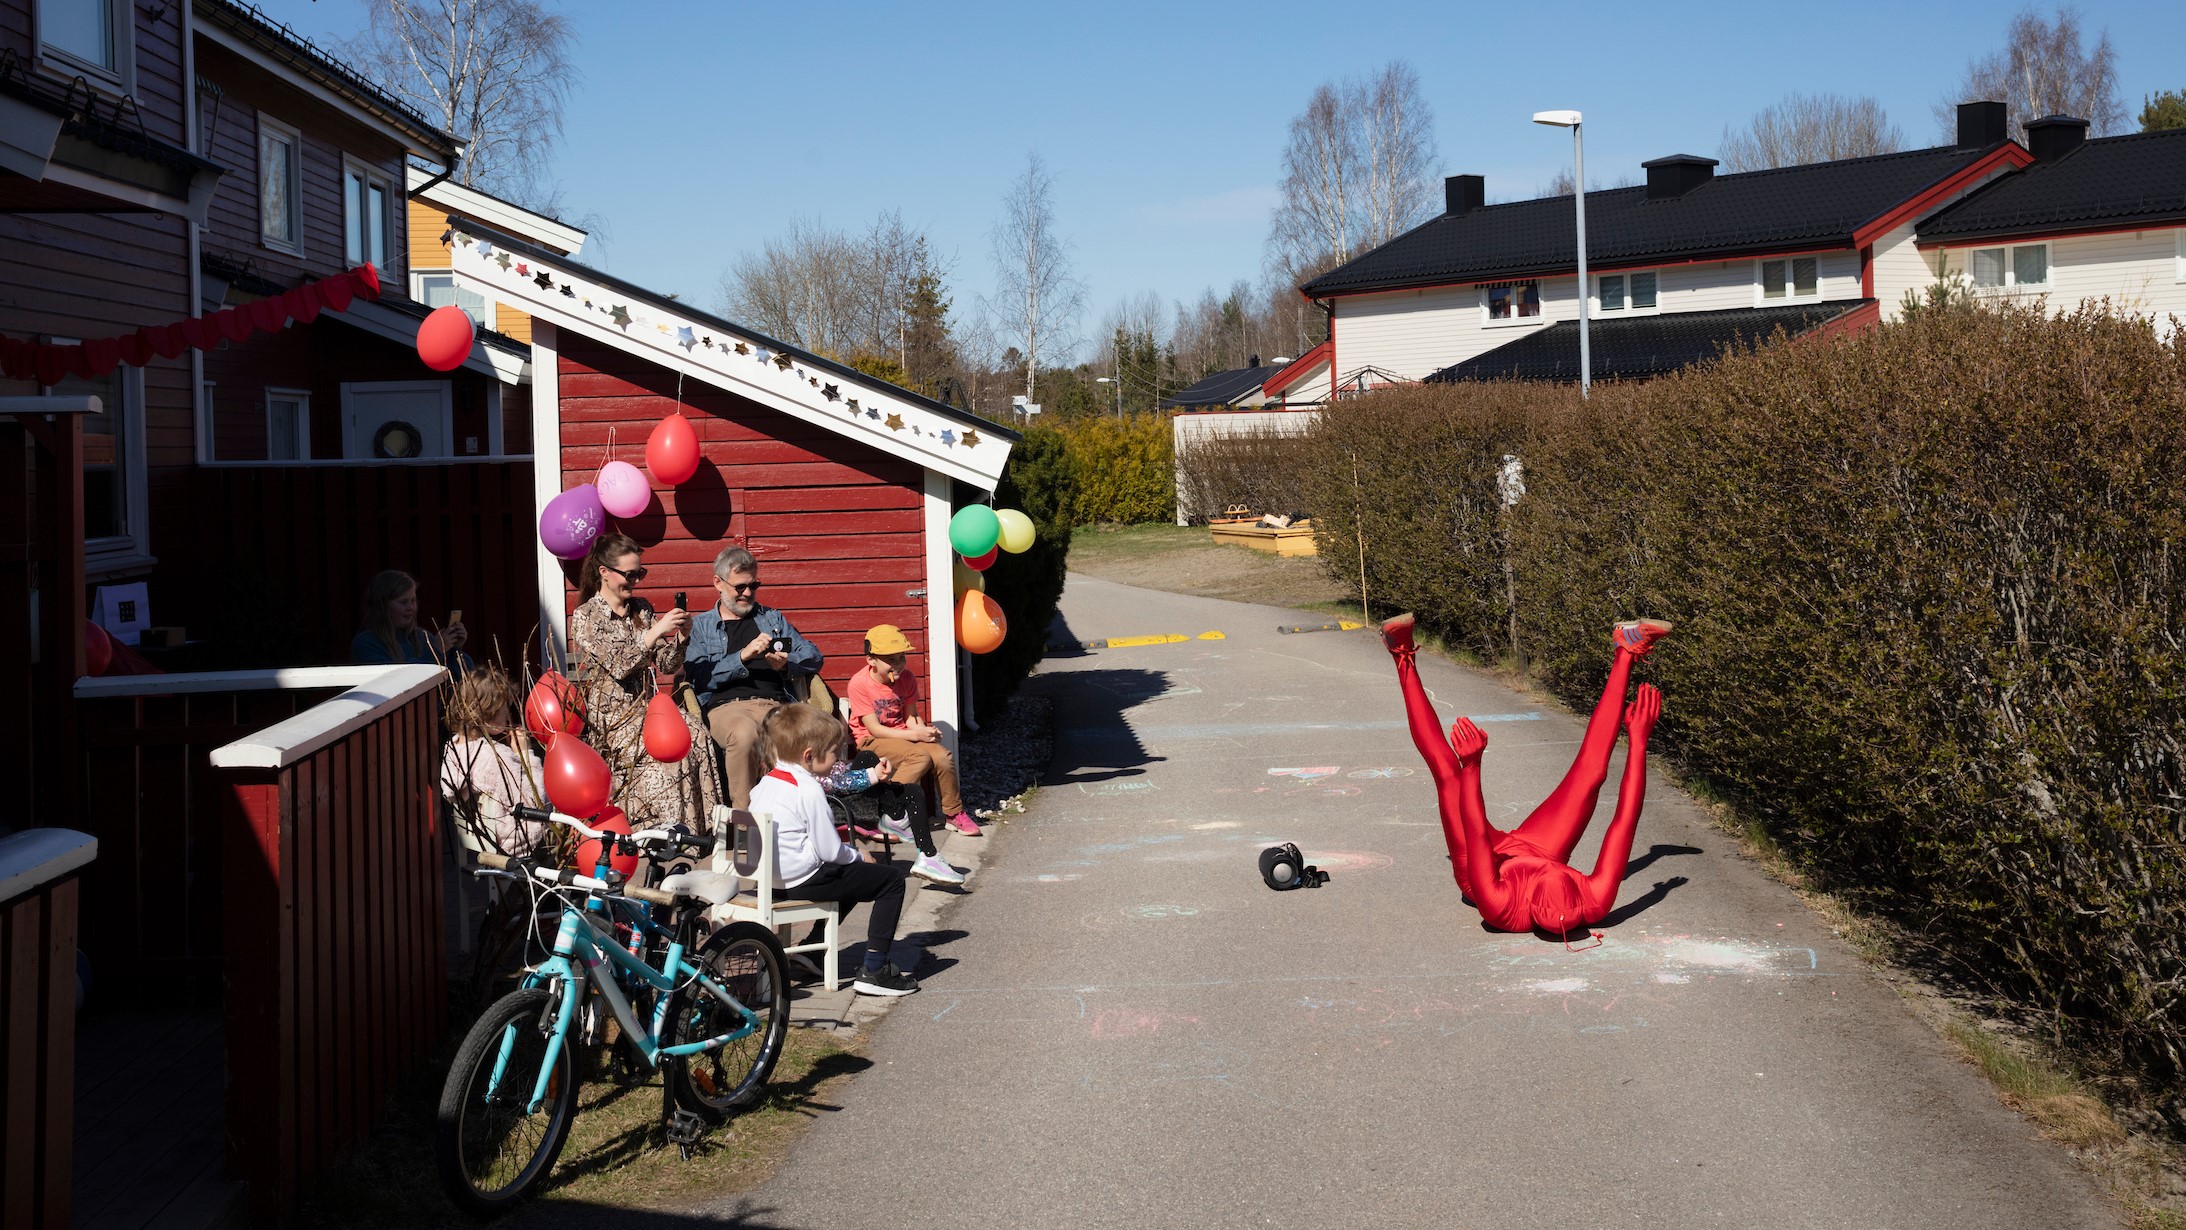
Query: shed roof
1303,143,2011,298
1161,363,1272,408
448,221,1016,489
1425,301,1868,384
1916,127,2186,242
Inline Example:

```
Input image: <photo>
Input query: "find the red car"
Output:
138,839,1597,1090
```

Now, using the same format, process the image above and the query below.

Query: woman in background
353,569,471,674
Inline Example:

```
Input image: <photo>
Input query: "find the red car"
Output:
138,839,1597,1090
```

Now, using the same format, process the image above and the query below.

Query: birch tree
1938,8,2124,139
347,0,577,203
1267,61,1439,288
986,154,1085,403
1720,93,1904,171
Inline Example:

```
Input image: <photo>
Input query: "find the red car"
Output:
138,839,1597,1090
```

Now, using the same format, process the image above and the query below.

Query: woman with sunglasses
567,532,720,828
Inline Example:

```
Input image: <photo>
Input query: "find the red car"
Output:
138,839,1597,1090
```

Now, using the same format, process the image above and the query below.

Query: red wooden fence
0,828,96,1230
212,667,447,1223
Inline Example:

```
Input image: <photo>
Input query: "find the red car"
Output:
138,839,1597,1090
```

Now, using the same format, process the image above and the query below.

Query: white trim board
531,321,569,668
922,469,959,753
407,165,586,256
449,236,1011,489
206,664,447,769
0,829,97,906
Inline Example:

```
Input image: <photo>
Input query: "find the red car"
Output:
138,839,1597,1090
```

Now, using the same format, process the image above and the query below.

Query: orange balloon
643,684,691,762
956,589,1007,655
544,732,612,819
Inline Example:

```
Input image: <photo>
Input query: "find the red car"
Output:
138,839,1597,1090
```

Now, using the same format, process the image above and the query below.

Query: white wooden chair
710,805,845,990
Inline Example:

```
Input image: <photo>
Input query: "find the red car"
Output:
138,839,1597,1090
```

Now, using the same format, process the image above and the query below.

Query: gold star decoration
534,271,554,289
496,251,513,270
773,352,794,370
846,397,860,413
809,376,819,388
885,413,905,431
734,342,750,355
961,429,981,448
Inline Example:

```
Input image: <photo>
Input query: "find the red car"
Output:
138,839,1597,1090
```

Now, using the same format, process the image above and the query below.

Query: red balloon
642,685,691,763
524,671,585,741
84,620,113,677
215,307,255,344
284,283,323,324
351,263,383,301
645,413,700,486
964,546,999,572
318,272,355,313
80,337,121,378
416,304,476,372
575,805,640,878
117,330,152,368
544,732,612,820
248,296,288,334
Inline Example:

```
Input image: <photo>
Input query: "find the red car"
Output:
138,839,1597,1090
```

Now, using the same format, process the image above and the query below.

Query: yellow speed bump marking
1277,620,1363,634
1048,630,1226,651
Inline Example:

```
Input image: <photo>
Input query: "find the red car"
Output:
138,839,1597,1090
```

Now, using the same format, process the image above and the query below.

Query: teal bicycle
435,805,789,1217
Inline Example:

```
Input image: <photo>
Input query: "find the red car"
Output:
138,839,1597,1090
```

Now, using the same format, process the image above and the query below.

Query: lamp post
1096,375,1121,418
1532,109,1589,398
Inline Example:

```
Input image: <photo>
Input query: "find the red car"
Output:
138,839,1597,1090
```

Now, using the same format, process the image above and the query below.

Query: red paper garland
0,264,382,384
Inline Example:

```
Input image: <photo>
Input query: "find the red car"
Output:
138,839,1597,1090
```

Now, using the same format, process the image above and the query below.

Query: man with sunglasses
686,546,825,807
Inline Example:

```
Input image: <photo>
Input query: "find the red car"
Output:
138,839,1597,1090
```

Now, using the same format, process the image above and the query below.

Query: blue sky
271,0,2183,356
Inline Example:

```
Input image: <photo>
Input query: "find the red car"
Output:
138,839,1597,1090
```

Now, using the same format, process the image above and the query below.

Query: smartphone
673,592,687,611
447,609,463,626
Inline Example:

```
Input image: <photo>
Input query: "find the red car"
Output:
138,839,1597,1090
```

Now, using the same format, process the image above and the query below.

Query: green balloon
949,505,1001,557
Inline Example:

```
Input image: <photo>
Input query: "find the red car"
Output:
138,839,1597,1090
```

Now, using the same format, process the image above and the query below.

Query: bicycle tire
663,921,790,1121
435,985,578,1217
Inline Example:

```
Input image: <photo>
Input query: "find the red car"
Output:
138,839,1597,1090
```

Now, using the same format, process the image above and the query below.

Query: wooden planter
1210,521,1318,557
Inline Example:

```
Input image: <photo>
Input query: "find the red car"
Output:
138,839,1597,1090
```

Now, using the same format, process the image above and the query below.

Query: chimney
1444,174,1484,215
2024,114,2089,163
1957,100,2008,149
1640,154,1717,200
1248,354,1260,369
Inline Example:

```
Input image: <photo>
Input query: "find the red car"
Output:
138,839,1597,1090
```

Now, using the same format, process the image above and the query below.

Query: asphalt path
698,574,2117,1229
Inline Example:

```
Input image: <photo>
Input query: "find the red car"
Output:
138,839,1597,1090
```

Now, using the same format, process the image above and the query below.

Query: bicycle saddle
655,870,740,904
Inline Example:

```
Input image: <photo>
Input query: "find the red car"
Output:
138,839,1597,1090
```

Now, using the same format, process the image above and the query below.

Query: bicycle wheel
664,921,789,1120
435,985,578,1217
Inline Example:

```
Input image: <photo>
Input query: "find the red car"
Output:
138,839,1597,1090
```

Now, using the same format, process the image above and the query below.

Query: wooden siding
1,864,84,1230
408,196,534,341
0,0,188,147
1920,226,2186,324
194,39,410,294
220,687,446,1223
556,334,932,701
1872,222,1932,321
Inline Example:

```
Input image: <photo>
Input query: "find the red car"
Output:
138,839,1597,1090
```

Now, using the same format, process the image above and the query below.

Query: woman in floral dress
568,532,720,829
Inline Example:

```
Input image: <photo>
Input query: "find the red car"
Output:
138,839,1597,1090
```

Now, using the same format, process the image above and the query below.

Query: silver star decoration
676,327,697,350
865,407,881,420
940,428,955,445
474,241,494,256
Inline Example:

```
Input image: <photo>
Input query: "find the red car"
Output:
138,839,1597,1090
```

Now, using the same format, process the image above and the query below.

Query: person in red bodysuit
1382,613,1669,935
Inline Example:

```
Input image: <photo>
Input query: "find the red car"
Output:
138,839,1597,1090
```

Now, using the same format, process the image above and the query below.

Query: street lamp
1533,108,1589,398
1095,375,1121,418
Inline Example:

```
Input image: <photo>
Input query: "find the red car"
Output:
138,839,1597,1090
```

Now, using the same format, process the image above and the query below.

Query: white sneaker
876,810,915,843
909,853,966,885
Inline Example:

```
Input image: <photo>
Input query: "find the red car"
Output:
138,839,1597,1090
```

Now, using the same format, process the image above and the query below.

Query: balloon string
606,424,616,463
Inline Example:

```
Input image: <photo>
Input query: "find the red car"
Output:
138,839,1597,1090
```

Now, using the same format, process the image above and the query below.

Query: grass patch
1066,523,1347,611
297,1024,864,1228
1940,1020,2125,1149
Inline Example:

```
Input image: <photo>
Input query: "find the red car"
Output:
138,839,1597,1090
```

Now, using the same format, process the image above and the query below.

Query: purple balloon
541,484,606,560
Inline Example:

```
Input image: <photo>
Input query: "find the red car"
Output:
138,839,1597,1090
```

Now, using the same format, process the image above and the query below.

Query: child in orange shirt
846,624,980,841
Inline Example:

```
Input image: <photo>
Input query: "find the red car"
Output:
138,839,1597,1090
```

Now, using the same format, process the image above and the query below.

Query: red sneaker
945,812,982,836
1611,619,1674,657
1381,613,1418,659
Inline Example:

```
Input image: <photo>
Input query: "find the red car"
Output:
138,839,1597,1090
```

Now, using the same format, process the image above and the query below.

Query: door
341,381,452,460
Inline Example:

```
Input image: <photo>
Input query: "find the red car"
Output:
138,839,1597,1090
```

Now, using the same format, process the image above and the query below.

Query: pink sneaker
945,812,982,836
1611,619,1674,657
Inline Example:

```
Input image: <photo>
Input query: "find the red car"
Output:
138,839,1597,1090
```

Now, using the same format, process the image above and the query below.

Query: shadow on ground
1028,665,1172,785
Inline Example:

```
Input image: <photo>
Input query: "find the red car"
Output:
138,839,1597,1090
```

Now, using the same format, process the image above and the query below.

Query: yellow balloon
994,508,1035,554
952,557,985,597
956,589,1007,654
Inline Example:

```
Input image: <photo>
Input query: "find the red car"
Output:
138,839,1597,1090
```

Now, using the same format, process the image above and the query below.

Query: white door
342,381,452,459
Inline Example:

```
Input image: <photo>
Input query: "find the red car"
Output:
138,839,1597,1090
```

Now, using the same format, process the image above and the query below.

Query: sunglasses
721,580,762,594
602,564,648,583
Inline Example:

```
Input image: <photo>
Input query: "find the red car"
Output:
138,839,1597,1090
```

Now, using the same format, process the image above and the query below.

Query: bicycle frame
495,897,761,1115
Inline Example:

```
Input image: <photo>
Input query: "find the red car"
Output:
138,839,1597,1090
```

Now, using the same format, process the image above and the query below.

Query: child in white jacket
747,705,919,997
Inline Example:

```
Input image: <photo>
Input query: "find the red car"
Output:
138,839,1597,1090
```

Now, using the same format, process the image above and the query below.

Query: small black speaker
1259,842,1328,890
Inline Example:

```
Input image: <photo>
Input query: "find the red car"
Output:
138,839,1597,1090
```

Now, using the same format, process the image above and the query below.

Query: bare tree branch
1267,61,1439,286
985,154,1085,403
1720,93,1905,171
1936,7,2125,140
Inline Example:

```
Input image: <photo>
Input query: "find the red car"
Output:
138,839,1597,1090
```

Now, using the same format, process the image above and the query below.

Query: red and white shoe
1381,613,1418,660
944,812,982,836
1611,619,1674,657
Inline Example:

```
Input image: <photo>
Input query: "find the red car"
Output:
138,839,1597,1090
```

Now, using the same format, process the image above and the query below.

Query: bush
1053,412,1174,525
1174,422,1320,524
971,424,1074,718
1313,306,2186,1090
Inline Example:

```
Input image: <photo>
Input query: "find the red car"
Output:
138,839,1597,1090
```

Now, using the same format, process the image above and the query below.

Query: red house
444,221,1017,733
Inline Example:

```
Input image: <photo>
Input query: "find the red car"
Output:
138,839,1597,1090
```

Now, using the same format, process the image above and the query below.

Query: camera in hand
770,637,788,655
1259,842,1328,890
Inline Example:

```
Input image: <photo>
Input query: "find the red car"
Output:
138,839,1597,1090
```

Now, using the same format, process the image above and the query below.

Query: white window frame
1596,269,1661,315
411,269,496,332
33,0,135,95
344,157,396,272
1967,241,2051,291
258,113,304,255
45,338,152,575
1756,256,1824,304
1481,279,1543,327
265,387,312,462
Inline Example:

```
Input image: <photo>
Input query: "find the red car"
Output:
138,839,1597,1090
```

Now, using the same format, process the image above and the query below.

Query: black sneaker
852,962,919,997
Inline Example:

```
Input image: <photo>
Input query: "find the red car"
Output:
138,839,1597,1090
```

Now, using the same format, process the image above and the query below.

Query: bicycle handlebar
474,850,680,908
511,805,716,860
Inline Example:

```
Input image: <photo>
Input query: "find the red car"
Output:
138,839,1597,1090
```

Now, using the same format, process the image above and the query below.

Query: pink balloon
597,459,651,519
540,484,605,560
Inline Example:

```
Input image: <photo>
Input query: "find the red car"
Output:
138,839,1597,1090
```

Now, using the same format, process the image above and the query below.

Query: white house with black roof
1914,119,2186,333
1301,102,2033,385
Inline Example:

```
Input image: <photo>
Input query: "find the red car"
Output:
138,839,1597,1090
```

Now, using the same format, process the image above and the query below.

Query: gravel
958,692,1052,819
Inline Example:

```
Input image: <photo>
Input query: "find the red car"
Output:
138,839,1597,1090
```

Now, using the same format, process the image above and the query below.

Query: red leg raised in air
1505,619,1670,862
1580,684,1661,924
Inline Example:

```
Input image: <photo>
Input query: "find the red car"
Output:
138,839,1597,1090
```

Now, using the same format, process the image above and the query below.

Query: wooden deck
70,1007,241,1230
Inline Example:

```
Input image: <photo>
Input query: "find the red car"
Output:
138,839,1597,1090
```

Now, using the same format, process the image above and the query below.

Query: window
1598,270,1658,313
259,115,302,253
1483,280,1542,323
266,389,311,461
345,161,394,269
35,0,131,87
1760,257,1820,301
44,344,147,567
1969,242,2050,290
414,272,493,331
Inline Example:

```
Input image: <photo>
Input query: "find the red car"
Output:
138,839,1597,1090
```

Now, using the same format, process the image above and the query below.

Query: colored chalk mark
1267,766,1340,780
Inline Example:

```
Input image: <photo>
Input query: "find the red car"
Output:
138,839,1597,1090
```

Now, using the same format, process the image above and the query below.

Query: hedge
1048,412,1174,525
1303,305,2186,1096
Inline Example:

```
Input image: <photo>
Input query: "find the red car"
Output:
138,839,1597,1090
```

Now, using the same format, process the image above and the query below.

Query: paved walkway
698,574,2117,1229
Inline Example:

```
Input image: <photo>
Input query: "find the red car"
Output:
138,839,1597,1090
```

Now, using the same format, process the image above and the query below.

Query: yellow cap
864,624,912,655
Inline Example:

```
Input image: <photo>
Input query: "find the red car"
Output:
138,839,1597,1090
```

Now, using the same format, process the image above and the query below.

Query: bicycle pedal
666,1109,707,1155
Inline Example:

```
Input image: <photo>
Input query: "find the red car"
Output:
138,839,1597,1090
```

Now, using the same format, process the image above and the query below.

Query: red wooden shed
449,223,1017,735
